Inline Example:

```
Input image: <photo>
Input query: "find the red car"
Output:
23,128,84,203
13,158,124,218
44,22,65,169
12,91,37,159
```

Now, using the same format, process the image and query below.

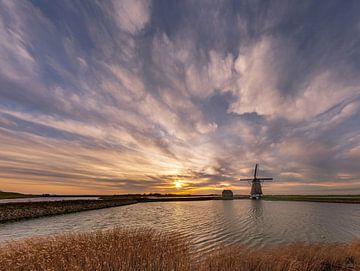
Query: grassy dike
262,195,360,204
0,199,136,223
0,228,359,271
0,191,33,199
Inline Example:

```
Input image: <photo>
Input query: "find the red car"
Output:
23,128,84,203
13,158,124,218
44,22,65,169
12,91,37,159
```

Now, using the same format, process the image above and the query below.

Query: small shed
222,190,233,200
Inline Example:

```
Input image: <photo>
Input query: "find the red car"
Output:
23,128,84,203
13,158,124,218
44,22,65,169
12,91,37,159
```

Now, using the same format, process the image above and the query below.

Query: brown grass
0,228,359,271
198,242,360,271
0,228,191,271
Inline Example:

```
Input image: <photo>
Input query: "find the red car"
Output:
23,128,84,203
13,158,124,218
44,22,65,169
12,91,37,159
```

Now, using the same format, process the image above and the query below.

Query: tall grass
198,242,360,271
0,228,191,271
0,228,359,271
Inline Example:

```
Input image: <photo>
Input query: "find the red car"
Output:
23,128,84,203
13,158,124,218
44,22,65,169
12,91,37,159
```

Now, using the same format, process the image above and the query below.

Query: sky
0,0,359,195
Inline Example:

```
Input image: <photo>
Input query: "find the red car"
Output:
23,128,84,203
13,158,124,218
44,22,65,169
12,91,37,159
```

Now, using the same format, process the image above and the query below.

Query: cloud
228,37,360,122
0,0,359,194
112,0,151,34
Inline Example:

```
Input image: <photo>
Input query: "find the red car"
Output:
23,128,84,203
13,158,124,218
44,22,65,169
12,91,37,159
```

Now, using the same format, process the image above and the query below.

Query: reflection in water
249,200,264,219
0,200,359,253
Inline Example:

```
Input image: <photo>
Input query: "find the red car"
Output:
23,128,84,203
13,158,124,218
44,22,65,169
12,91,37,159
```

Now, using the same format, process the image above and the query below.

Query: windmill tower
240,164,273,199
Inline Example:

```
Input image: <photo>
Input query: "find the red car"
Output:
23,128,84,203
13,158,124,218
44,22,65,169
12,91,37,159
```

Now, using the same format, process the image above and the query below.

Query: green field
2,189,360,205
262,195,360,203
0,191,33,199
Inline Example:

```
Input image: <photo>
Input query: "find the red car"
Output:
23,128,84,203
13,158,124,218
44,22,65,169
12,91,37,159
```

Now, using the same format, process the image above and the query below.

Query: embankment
0,228,359,271
0,199,136,223
263,195,360,204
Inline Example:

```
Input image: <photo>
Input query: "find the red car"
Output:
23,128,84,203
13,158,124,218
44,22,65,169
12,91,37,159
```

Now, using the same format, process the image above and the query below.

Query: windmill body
240,164,273,199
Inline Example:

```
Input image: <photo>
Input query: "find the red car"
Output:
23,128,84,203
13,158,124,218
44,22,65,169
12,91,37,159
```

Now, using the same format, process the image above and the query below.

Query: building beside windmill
222,189,233,199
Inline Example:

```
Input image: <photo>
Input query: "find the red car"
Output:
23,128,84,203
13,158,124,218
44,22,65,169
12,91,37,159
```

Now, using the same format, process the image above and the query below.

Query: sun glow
174,180,183,189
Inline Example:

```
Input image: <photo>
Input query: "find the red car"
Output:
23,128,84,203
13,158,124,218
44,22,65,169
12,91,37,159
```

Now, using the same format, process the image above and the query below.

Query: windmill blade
258,178,273,181
239,179,253,181
254,164,258,178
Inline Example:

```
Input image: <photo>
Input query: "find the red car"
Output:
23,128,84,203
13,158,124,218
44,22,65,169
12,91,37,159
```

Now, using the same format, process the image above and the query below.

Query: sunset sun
174,181,183,189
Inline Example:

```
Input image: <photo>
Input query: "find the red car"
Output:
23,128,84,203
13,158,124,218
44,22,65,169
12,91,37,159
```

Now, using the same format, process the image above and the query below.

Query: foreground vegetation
202,242,360,271
0,228,359,271
0,199,136,223
0,229,191,271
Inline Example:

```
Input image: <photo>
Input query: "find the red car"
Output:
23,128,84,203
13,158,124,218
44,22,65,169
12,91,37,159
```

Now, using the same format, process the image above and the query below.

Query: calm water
0,200,359,252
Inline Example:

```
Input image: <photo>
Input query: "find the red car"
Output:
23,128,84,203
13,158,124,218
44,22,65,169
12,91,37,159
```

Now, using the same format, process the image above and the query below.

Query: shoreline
0,194,359,223
0,195,360,223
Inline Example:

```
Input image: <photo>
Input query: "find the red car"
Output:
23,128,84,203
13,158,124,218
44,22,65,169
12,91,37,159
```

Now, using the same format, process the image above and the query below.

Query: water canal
0,200,359,253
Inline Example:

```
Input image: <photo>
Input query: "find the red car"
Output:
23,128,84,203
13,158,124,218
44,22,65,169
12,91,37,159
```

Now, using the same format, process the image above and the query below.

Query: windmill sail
240,164,273,199
254,164,258,178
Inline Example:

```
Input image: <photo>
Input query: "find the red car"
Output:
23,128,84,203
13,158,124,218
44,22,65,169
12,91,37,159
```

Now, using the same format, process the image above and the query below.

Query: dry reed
0,228,359,271
0,228,191,271
198,242,360,271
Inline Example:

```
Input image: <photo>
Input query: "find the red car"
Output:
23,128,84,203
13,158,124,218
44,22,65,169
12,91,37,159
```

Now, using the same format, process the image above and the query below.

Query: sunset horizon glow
0,1,359,195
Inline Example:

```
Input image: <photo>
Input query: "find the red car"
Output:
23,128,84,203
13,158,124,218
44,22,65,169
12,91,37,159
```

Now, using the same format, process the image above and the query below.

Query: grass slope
263,195,360,204
0,191,31,199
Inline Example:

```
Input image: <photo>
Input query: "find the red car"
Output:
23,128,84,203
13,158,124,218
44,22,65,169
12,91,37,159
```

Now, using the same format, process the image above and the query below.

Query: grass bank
0,228,359,271
263,195,360,204
0,199,136,223
0,191,33,199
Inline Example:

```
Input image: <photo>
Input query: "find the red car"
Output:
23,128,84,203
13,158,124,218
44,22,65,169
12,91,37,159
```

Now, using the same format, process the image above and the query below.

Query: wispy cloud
0,0,359,194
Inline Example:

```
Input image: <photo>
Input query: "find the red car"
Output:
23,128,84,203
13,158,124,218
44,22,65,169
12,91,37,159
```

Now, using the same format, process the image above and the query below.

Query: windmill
240,164,273,199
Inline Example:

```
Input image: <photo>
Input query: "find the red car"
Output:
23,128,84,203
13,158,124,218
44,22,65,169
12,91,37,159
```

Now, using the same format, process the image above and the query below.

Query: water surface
0,200,359,252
